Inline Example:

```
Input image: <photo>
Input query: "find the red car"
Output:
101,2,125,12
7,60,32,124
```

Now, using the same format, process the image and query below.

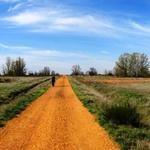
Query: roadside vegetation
70,76,150,150
0,77,51,127
69,52,150,149
0,57,59,127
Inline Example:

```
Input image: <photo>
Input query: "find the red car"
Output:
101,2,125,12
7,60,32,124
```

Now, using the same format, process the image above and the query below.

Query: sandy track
0,76,120,150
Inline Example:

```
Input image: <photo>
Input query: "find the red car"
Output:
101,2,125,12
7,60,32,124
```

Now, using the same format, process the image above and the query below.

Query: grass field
0,76,51,127
70,76,150,150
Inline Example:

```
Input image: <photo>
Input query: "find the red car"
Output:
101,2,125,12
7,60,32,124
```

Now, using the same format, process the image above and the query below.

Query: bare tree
3,57,13,76
38,66,51,76
14,57,26,76
71,65,81,75
3,57,26,76
43,67,51,76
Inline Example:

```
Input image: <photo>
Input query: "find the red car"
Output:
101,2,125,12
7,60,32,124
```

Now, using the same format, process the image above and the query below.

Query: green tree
114,53,149,77
114,53,130,77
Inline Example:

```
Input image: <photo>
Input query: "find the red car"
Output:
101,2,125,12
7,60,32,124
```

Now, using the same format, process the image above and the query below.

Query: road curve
0,76,120,150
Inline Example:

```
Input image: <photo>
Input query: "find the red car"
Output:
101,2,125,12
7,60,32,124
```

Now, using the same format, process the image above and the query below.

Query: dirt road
0,76,120,150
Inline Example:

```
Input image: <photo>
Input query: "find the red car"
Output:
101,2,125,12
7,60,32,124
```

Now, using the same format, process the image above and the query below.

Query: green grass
69,78,99,115
0,86,49,127
0,77,51,127
0,77,50,104
100,101,143,127
70,76,150,150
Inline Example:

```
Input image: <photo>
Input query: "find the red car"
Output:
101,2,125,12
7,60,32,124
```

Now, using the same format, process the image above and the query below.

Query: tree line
1,52,150,77
71,65,98,76
1,57,57,76
71,52,150,77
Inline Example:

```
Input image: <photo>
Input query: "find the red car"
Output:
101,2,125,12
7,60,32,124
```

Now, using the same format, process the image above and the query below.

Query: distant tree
38,67,51,76
139,53,150,77
80,71,84,76
114,53,149,77
104,70,114,76
71,65,81,75
13,57,26,76
3,57,13,76
42,67,51,76
3,57,26,76
55,73,60,76
28,71,34,76
51,70,55,76
114,53,130,77
87,67,98,76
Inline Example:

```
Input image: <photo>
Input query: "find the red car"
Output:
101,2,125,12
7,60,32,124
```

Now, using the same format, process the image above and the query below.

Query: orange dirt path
0,76,120,150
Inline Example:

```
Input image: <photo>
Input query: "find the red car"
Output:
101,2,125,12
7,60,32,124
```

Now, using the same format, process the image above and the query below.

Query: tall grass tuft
100,100,143,127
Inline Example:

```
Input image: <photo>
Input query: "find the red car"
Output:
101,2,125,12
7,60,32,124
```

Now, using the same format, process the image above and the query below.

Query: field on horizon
70,75,150,150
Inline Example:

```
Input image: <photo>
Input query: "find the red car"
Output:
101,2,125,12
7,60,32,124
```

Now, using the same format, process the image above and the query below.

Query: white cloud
0,42,87,58
4,11,47,25
2,8,116,36
130,21,150,33
1,0,150,38
0,0,19,3
4,7,148,38
0,42,32,50
26,50,88,58
8,3,23,12
0,42,115,74
53,15,114,33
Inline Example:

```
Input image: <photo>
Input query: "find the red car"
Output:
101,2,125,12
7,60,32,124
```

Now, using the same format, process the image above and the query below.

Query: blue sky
0,0,150,74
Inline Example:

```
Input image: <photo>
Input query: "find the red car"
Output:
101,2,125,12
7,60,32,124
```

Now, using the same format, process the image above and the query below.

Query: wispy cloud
4,11,47,25
0,0,19,3
1,0,150,39
0,42,114,73
2,6,116,36
3,5,150,38
26,50,89,58
8,3,24,12
130,21,150,33
0,42,32,50
0,42,88,58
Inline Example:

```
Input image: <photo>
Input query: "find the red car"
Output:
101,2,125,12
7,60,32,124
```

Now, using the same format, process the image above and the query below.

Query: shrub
100,101,143,127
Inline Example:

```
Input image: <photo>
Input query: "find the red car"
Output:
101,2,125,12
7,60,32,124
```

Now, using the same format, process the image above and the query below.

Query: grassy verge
0,77,51,104
0,80,50,127
69,77,150,150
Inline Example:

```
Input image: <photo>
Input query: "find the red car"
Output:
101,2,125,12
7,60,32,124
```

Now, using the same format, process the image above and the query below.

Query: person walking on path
52,76,56,87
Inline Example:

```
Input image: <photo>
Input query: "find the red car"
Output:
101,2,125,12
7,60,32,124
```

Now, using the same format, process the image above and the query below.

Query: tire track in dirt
0,76,120,150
